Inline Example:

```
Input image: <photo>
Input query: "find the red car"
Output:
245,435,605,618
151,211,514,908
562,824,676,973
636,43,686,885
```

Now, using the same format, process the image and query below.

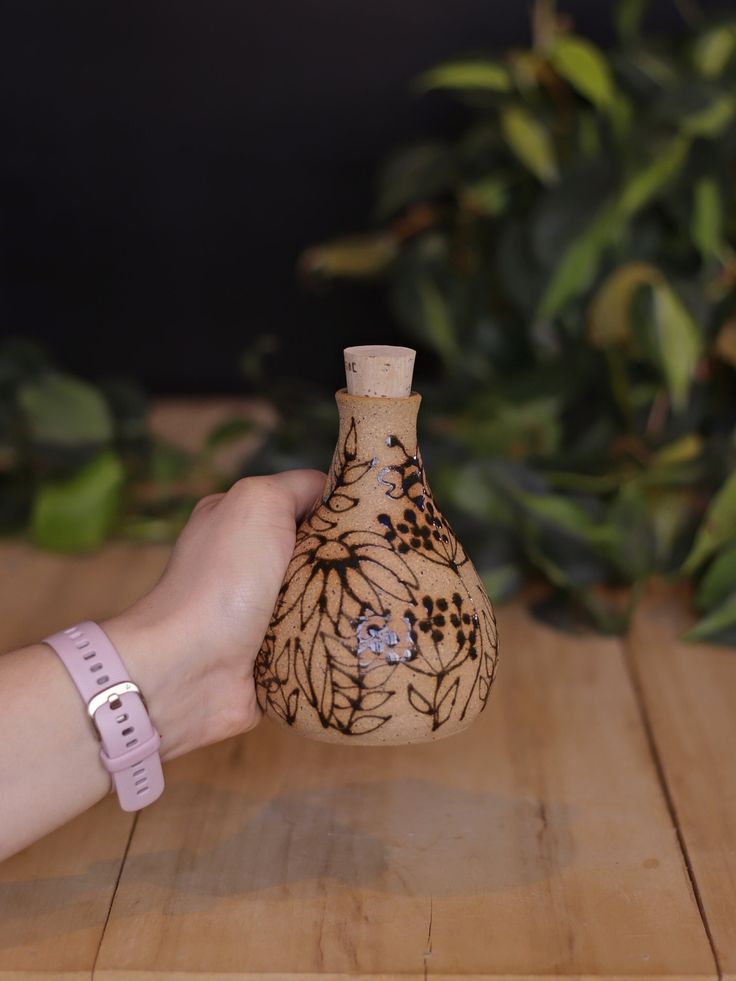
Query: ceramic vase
255,386,499,744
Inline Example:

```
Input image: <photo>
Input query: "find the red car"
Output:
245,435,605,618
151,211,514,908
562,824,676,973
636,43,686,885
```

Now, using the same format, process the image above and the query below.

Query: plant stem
531,0,558,52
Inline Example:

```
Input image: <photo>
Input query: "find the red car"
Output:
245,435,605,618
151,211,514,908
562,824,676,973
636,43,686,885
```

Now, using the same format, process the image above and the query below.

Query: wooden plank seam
91,813,140,980
622,636,722,980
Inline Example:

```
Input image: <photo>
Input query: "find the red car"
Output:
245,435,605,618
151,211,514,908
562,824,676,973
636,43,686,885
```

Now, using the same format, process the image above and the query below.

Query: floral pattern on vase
255,389,499,744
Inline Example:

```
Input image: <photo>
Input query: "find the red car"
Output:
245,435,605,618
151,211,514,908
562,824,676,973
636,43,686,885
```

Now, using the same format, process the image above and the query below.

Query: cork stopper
343,345,416,398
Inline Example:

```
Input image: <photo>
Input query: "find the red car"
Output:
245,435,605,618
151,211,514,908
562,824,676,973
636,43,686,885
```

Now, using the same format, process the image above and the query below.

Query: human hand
103,470,325,762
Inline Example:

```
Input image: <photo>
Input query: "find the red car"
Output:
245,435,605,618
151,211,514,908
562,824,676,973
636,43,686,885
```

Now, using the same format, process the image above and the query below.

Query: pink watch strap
44,621,164,811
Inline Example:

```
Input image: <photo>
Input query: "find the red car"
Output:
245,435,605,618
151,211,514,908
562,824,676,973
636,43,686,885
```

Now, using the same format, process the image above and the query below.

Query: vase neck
333,389,421,461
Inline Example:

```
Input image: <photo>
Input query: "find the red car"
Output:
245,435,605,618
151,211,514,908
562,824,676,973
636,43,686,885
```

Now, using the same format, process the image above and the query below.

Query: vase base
261,709,484,747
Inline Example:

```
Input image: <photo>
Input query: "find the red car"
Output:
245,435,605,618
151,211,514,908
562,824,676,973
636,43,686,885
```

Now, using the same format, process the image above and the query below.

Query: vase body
255,389,499,744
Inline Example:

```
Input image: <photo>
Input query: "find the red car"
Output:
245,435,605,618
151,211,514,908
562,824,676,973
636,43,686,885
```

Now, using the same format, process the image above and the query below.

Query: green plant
286,0,736,641
0,339,243,551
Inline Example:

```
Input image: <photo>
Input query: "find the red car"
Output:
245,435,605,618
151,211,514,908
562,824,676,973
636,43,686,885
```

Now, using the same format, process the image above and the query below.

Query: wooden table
0,542,734,981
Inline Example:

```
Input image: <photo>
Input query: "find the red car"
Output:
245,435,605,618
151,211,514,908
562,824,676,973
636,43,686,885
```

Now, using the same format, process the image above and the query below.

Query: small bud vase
255,346,499,744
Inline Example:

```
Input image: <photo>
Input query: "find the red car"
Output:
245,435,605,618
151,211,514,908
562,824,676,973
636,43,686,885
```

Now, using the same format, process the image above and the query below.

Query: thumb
262,468,326,523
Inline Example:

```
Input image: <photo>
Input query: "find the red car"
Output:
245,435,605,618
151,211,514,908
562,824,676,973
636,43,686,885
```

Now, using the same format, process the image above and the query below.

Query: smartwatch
44,621,164,811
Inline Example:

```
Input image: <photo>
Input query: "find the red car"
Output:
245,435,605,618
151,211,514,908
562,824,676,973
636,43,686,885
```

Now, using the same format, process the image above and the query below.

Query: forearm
0,470,323,862
0,642,111,858
0,618,192,861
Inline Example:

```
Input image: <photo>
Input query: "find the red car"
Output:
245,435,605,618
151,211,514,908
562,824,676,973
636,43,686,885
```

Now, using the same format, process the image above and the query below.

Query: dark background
0,0,720,392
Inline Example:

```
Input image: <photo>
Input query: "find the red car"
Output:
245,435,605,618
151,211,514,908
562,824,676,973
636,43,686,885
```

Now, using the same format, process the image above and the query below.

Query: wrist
100,613,197,763
100,609,262,763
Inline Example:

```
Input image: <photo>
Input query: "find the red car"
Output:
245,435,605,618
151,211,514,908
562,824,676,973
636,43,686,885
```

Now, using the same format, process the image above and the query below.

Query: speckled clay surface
255,389,499,744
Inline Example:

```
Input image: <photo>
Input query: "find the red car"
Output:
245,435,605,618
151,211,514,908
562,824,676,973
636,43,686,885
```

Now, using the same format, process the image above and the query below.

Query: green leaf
507,49,545,90
458,397,562,458
692,177,721,259
206,417,255,451
578,111,601,157
515,490,614,551
531,160,614,270
587,262,658,348
482,564,522,602
693,24,736,78
19,373,113,447
683,470,736,573
100,378,149,442
118,510,190,544
609,93,634,143
588,266,701,410
695,544,736,612
501,106,558,184
149,440,190,483
451,472,508,523
646,490,693,567
30,450,124,552
607,483,656,578
653,435,704,467
416,279,459,367
682,94,735,138
299,233,397,279
523,527,611,593
617,136,689,217
416,60,512,93
615,0,650,44
448,464,516,526
714,320,736,368
376,142,452,219
460,176,510,216
684,591,736,642
549,36,616,110
538,202,618,317
649,280,702,412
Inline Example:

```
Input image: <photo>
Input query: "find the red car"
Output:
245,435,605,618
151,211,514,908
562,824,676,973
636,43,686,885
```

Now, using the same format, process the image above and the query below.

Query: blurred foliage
4,0,736,646
263,0,736,642
0,339,249,552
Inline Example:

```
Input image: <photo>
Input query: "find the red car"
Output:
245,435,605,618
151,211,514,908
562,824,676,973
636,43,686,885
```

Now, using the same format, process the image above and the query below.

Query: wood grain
95,603,715,979
0,543,169,981
627,585,736,980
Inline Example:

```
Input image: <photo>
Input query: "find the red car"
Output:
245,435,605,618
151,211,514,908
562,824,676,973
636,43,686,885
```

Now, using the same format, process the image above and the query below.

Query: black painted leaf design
344,418,358,460
341,460,375,485
310,642,333,721
332,691,354,710
271,544,319,624
359,689,395,711
323,634,362,684
299,571,323,629
407,683,434,715
307,510,338,532
274,639,291,683
327,492,359,512
267,694,289,723
349,714,391,735
403,656,442,678
294,639,314,706
436,677,461,726
286,688,300,720
441,644,473,675
320,671,334,721
358,557,418,604
361,661,401,688
323,569,344,626
328,661,362,686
